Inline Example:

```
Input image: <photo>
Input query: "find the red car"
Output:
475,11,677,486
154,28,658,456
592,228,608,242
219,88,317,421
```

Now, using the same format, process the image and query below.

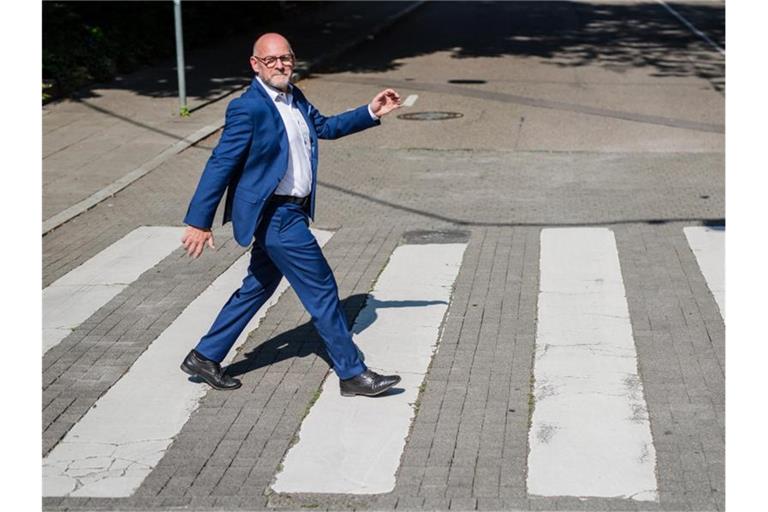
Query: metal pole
173,0,188,116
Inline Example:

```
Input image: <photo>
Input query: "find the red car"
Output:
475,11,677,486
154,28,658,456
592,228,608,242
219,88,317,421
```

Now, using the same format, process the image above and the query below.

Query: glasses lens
257,54,294,68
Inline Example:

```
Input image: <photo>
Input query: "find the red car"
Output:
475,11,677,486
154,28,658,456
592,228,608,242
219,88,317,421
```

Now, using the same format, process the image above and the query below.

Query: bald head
253,33,292,58
250,32,295,92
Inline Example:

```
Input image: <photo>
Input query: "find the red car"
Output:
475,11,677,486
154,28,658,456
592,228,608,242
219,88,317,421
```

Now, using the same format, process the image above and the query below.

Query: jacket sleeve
183,98,253,229
307,102,381,140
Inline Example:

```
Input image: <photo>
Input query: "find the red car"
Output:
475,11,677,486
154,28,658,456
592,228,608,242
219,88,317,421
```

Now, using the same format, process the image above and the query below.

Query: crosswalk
43,227,184,353
684,226,725,319
272,243,467,494
528,228,657,501
43,229,333,497
42,224,724,500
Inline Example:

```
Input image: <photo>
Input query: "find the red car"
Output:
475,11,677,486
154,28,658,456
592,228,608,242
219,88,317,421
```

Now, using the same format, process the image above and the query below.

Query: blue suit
183,77,379,379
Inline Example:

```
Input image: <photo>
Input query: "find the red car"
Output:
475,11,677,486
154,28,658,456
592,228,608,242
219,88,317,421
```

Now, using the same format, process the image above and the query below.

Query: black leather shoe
181,350,241,390
340,369,401,397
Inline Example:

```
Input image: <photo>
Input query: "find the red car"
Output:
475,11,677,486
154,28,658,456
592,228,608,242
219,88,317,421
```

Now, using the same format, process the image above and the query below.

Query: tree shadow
223,293,447,379
318,1,724,93
59,1,725,105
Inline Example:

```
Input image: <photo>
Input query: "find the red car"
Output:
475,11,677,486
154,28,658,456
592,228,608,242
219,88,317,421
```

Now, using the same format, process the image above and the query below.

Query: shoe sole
180,362,242,391
340,377,401,397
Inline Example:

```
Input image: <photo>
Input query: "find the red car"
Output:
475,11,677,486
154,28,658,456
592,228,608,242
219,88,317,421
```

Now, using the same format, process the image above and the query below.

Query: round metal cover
397,111,464,121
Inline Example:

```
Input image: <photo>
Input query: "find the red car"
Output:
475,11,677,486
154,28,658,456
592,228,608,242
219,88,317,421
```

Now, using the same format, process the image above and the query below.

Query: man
179,33,402,397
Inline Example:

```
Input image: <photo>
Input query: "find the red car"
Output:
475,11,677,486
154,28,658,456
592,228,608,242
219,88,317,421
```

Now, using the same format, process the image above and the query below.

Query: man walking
180,33,402,397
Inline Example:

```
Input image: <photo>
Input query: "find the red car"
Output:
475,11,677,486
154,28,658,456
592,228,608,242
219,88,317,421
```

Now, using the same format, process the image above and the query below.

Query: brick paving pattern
41,2,724,510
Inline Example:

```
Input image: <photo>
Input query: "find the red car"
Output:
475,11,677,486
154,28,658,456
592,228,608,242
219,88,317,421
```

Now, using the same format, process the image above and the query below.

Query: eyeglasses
253,53,295,68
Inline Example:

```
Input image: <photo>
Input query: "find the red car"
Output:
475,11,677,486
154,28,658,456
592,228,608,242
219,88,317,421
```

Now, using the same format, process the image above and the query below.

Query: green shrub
42,1,296,103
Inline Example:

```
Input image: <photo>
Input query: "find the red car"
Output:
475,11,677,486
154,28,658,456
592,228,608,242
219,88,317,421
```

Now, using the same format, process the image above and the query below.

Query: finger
189,238,202,255
207,236,215,250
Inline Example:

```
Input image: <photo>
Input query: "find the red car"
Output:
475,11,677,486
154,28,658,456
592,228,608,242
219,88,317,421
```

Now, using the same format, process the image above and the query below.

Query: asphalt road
290,0,724,230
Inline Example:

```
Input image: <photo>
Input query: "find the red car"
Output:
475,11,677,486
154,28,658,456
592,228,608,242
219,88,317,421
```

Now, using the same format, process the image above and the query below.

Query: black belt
268,194,309,207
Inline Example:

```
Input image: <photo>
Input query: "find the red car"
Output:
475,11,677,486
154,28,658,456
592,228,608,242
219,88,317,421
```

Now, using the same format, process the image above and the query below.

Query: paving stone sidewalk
42,1,423,227
41,2,724,508
42,124,724,511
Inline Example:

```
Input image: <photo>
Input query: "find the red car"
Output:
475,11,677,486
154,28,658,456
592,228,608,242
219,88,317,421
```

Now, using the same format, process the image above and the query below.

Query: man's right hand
181,226,215,258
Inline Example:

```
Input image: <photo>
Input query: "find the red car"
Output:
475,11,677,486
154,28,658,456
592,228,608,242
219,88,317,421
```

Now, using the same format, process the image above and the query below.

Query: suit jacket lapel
249,78,288,155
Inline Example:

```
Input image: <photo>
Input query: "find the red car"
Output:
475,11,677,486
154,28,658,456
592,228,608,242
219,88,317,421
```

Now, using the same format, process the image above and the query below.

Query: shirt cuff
368,104,379,120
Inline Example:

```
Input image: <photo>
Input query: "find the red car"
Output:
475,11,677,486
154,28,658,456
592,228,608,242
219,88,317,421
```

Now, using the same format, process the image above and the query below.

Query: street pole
173,0,188,116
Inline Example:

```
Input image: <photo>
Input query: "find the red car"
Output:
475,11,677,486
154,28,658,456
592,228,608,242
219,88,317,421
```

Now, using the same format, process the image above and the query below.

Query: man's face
250,37,294,92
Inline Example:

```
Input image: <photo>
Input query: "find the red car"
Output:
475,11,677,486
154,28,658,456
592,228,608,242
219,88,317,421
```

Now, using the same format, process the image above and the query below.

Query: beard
263,72,291,92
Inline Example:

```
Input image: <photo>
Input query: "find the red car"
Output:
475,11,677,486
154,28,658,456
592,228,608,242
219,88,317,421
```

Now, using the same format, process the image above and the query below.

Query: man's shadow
219,293,447,395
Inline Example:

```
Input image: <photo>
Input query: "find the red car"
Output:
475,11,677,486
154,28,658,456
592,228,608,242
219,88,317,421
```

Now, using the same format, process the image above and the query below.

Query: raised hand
369,89,402,117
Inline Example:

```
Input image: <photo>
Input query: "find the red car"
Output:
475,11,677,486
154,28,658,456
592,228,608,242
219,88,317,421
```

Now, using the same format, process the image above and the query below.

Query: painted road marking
42,230,333,497
684,226,725,318
403,94,419,107
43,226,184,354
655,0,725,56
527,228,658,501
271,243,467,494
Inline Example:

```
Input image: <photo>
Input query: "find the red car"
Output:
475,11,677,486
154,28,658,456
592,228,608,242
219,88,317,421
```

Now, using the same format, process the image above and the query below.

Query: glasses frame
253,53,296,68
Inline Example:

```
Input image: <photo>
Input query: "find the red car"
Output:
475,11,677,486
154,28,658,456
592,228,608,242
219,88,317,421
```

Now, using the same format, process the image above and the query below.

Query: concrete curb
42,125,219,234
42,0,426,236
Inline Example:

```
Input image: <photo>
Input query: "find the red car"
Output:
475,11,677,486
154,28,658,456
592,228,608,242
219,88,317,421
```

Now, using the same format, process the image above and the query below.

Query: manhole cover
397,111,464,121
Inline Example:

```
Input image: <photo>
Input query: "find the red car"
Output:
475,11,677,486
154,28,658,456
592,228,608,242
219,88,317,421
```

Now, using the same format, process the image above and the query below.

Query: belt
268,194,309,207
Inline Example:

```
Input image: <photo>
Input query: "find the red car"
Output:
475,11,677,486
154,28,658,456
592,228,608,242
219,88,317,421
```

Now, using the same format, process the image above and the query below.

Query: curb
42,125,219,234
42,0,426,236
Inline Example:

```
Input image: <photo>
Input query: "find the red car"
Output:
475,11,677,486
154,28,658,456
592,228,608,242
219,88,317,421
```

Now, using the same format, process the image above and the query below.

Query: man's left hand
370,89,402,117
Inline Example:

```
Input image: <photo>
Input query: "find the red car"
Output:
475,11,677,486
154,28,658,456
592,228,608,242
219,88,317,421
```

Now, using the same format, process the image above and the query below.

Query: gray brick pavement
42,1,422,224
43,82,724,512
615,223,724,512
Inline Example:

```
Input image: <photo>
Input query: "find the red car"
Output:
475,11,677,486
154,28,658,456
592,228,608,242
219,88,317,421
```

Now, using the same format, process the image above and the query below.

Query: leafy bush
42,1,295,103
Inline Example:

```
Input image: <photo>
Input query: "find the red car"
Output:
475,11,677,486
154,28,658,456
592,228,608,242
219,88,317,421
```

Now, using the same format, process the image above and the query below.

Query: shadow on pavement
58,1,725,105
319,180,725,228
59,2,409,104
223,293,444,378
317,1,725,93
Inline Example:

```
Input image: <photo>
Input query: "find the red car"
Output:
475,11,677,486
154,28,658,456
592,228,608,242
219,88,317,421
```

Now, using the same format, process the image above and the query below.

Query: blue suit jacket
184,77,380,246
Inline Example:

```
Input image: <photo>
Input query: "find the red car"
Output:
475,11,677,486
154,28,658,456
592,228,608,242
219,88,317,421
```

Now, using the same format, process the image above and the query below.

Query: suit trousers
194,201,367,380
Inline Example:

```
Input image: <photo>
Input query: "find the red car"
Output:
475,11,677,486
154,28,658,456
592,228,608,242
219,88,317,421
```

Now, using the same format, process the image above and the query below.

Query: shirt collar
256,76,292,104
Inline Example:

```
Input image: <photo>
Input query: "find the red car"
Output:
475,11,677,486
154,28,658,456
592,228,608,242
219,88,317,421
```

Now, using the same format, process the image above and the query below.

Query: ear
249,56,260,74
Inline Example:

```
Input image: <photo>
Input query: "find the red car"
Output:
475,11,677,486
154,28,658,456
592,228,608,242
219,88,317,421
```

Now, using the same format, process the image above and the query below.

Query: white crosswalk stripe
42,230,333,497
43,226,184,353
403,94,419,107
527,228,658,501
684,226,725,319
271,243,467,494
43,226,723,500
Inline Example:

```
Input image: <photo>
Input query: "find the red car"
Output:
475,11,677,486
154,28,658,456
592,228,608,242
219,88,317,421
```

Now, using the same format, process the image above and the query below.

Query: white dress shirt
256,76,380,198
257,77,313,197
